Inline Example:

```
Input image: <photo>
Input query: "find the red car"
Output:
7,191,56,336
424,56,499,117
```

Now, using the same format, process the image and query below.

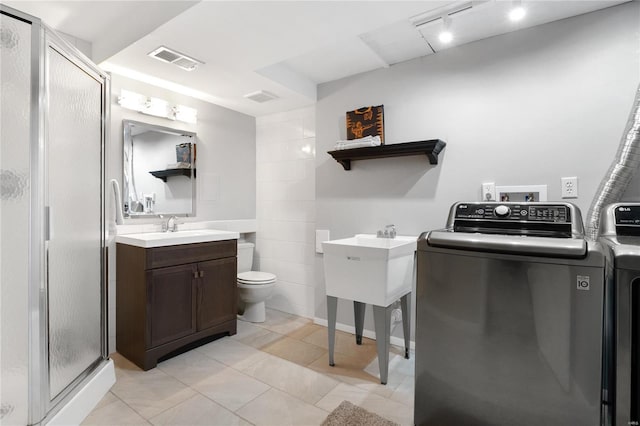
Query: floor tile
308,351,380,383
261,336,326,366
82,398,150,425
390,375,414,407
284,323,324,340
238,328,283,350
111,367,197,419
196,337,269,370
302,327,378,357
191,365,271,411
92,391,119,411
236,388,329,426
149,394,252,426
255,309,312,335
241,354,339,404
363,352,414,390
90,311,416,426
157,350,227,386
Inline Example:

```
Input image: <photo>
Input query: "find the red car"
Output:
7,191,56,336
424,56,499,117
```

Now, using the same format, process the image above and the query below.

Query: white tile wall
256,106,316,318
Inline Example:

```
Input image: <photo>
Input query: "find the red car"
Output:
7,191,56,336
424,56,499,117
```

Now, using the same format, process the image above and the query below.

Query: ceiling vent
244,90,279,103
148,46,204,71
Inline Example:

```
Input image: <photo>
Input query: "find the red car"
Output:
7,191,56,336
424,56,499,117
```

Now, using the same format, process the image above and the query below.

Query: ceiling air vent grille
244,90,279,103
148,46,204,71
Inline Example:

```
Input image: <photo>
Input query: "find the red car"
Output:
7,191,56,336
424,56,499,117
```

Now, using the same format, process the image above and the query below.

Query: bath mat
321,400,399,426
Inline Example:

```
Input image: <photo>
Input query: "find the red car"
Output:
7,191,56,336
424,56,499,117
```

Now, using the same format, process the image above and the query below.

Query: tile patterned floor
84,309,414,425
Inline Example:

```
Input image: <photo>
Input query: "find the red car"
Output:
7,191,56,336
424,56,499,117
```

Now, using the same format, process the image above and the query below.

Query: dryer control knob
494,205,511,217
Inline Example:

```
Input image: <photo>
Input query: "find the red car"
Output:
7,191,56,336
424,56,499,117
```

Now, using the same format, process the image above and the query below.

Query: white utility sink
115,229,239,248
322,234,417,306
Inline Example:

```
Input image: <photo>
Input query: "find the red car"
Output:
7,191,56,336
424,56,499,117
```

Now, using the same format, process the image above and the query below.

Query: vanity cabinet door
148,264,197,348
197,257,237,331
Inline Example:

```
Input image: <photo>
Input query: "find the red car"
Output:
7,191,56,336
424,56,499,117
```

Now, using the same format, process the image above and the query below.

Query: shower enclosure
1,5,113,425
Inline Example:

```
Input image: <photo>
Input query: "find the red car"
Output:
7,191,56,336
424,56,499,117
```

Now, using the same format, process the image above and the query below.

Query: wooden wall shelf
149,168,196,182
327,140,446,170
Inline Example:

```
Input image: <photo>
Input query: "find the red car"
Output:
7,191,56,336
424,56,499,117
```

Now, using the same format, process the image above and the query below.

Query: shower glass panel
46,45,103,399
0,12,32,425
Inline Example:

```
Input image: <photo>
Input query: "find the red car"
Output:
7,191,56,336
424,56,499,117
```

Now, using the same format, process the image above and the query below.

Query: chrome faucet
161,215,178,232
377,224,396,239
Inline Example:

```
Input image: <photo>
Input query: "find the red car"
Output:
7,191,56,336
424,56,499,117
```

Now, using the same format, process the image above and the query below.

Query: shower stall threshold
45,359,115,426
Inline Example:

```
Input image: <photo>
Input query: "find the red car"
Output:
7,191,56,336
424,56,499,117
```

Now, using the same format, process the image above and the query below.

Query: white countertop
115,229,239,248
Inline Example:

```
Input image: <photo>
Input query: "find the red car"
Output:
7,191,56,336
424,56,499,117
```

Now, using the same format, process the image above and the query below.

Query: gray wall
315,3,640,337
108,74,256,224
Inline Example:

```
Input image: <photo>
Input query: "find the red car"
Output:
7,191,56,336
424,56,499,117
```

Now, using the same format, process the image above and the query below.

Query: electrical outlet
481,182,496,201
561,177,579,199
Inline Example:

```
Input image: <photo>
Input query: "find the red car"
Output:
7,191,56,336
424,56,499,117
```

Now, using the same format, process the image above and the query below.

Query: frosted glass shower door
0,11,33,425
46,45,104,399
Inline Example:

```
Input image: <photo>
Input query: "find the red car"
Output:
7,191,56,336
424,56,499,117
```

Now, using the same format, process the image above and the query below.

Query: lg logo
577,276,590,291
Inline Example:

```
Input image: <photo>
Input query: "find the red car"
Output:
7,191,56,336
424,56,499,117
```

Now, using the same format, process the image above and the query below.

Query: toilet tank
237,242,254,273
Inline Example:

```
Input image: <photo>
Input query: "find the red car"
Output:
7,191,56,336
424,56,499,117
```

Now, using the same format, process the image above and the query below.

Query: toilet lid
237,271,276,283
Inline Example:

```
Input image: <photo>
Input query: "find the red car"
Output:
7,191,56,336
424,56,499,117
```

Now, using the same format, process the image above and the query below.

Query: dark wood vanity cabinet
116,240,237,370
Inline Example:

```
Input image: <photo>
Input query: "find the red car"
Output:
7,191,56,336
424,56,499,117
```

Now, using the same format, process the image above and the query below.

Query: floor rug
321,400,399,426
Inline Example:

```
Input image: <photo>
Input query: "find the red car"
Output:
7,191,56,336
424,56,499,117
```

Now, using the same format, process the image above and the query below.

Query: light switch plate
316,229,330,253
561,177,578,198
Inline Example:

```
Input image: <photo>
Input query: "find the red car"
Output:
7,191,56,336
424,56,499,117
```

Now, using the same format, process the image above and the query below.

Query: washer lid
238,271,276,283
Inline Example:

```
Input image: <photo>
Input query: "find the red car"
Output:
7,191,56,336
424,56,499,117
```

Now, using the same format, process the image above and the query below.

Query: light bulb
439,31,453,43
509,6,526,21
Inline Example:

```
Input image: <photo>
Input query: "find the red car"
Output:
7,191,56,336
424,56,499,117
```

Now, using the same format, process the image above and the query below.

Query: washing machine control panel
455,203,571,223
614,205,640,236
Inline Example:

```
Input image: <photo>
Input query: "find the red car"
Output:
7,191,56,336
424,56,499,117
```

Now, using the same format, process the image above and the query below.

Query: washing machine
415,202,606,426
599,203,640,426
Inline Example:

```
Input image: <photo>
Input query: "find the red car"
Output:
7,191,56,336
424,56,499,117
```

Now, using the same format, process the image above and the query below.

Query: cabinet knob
193,271,198,279
199,271,205,278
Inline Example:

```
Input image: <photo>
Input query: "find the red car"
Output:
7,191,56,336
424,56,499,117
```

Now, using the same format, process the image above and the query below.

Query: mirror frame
122,119,197,218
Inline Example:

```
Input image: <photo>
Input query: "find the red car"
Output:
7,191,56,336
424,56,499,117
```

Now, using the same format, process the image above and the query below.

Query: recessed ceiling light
509,6,526,21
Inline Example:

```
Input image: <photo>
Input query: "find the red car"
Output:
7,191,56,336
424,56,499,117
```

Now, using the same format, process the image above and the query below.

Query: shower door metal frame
0,5,110,424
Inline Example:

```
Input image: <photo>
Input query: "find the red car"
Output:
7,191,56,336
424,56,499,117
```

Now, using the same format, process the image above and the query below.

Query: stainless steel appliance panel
415,245,605,425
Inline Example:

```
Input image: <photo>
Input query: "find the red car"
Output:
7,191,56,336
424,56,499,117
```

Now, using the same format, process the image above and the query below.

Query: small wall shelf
327,139,446,171
149,168,196,182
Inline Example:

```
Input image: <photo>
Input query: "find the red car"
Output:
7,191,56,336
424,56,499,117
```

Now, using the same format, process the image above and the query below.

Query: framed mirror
123,120,196,217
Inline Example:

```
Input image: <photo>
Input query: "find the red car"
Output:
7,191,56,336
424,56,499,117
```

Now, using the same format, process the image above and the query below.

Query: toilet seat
237,271,276,285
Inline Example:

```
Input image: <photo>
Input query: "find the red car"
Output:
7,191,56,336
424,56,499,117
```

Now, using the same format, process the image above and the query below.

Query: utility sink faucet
377,224,396,239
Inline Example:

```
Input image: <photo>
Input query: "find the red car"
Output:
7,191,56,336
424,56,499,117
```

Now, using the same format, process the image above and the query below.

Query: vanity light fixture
509,0,526,22
117,89,198,124
438,15,453,43
173,105,198,124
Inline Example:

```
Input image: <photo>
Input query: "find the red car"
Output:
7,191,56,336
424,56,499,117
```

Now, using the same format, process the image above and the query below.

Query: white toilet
237,242,276,323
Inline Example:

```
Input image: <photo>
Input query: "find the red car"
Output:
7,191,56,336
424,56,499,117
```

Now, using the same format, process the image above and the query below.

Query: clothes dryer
599,203,640,426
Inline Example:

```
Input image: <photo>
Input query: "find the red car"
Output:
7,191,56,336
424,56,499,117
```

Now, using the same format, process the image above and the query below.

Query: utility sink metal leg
353,301,366,345
373,304,392,385
327,295,337,367
400,293,411,359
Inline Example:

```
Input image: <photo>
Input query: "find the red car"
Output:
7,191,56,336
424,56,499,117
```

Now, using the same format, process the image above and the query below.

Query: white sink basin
322,234,417,306
115,229,239,248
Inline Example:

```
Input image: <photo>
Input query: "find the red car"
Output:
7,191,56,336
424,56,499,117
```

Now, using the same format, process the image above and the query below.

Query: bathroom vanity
116,232,238,370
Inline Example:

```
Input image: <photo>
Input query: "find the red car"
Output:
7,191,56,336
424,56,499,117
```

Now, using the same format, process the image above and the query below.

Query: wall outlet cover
561,176,578,198
482,182,496,201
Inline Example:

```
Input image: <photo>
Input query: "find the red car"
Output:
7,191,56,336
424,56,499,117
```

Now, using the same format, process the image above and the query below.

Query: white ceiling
3,0,629,117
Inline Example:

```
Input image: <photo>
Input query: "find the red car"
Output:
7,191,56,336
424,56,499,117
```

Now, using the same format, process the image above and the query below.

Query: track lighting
438,15,453,43
509,0,526,21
